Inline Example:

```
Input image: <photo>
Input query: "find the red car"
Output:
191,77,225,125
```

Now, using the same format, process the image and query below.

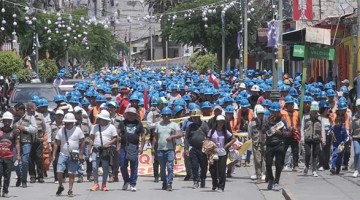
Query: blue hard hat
96,95,106,102
340,86,349,94
173,105,184,115
130,93,140,101
32,96,40,104
262,99,272,107
324,83,332,90
188,103,200,111
240,99,250,108
326,89,336,97
284,95,294,104
182,94,191,101
223,96,234,103
151,98,158,106
69,96,79,104
289,88,299,97
337,102,348,110
85,90,96,97
81,98,90,106
239,90,249,99
264,109,270,118
225,105,235,114
317,91,327,100
269,102,281,112
280,85,290,92
161,107,172,115
201,101,213,109
54,95,63,102
338,96,348,104
215,98,224,106
138,98,144,106
204,88,214,95
319,101,330,108
38,98,49,107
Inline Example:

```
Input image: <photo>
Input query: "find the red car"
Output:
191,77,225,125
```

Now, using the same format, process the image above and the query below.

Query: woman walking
207,115,236,192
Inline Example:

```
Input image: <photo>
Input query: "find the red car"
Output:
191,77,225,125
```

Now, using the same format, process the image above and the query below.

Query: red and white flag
208,71,219,89
293,0,313,21
143,85,149,110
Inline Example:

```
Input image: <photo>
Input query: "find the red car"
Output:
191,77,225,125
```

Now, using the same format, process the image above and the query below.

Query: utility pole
221,0,226,74
127,16,132,67
243,0,248,79
357,0,360,99
149,7,154,66
274,0,283,89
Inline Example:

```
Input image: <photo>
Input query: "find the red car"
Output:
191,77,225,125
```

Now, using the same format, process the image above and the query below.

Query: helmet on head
130,93,140,101
225,105,235,114
326,89,336,97
269,102,281,112
284,95,294,104
317,91,327,100
201,101,213,109
289,88,299,97
340,86,349,94
262,99,272,107
95,95,106,103
319,101,330,108
161,107,172,115
2,111,14,121
54,95,64,102
173,105,184,115
337,102,348,110
81,98,90,106
223,96,234,103
240,99,250,108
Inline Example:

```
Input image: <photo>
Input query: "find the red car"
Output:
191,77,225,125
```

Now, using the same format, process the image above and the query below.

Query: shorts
56,152,79,174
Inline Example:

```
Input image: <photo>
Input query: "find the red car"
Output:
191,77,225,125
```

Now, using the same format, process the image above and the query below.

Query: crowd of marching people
0,66,359,197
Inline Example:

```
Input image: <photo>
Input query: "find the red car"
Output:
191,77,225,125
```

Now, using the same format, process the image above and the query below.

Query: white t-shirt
90,124,117,148
56,126,84,155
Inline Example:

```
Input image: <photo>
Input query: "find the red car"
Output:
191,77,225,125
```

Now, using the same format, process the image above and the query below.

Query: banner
293,0,313,20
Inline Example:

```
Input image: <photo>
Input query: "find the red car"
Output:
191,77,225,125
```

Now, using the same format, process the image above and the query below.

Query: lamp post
243,0,248,79
145,7,155,66
221,9,225,73
127,16,132,67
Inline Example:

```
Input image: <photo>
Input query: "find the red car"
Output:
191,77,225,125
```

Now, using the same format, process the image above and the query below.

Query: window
133,47,137,53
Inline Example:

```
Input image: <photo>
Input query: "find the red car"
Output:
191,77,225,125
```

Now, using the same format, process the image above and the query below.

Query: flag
143,85,149,110
208,71,219,89
237,31,242,50
293,0,313,21
122,52,128,71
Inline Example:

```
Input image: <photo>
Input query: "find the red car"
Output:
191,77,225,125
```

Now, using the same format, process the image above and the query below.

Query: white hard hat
2,111,14,120
251,85,260,92
239,83,246,89
256,106,265,114
63,113,77,123
96,110,111,121
55,110,64,115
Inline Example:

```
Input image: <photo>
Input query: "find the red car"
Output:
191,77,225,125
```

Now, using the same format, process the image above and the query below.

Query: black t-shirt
118,119,144,147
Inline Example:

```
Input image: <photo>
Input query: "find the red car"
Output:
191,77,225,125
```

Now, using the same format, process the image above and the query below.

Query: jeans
209,155,227,190
304,140,320,171
266,142,285,184
158,150,174,185
0,158,13,194
110,149,120,178
319,135,331,170
119,148,138,186
283,138,299,168
189,148,207,182
331,146,344,171
353,139,360,171
92,152,110,185
343,142,351,167
29,141,44,179
15,143,31,183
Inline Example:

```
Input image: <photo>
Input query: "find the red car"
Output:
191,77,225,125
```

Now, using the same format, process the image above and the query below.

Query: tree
161,0,272,70
188,51,217,74
0,51,25,78
38,58,57,82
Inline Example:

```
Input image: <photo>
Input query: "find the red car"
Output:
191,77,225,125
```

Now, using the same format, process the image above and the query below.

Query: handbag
99,125,113,161
64,129,80,162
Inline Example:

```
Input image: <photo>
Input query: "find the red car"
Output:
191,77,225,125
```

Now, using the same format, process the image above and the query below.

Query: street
7,164,360,200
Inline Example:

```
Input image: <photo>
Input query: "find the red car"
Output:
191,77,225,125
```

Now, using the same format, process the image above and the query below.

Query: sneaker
22,182,27,188
342,166,348,171
283,166,292,172
303,168,309,175
330,169,336,175
101,184,109,191
15,178,21,187
272,183,281,191
313,171,319,177
122,182,130,190
292,167,299,172
267,180,274,190
212,186,218,191
2,192,9,198
192,182,199,189
318,167,324,171
90,184,99,191
113,177,119,182
154,176,159,183
54,180,59,184
77,176,83,183
261,175,266,181
161,183,167,190
56,185,64,196
130,185,136,192
353,170,359,178
200,179,205,188
184,175,191,181
166,184,172,191
67,190,74,197
250,174,257,180
30,178,36,183
38,178,44,183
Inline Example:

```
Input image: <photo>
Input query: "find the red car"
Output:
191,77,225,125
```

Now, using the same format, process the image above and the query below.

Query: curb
282,188,295,200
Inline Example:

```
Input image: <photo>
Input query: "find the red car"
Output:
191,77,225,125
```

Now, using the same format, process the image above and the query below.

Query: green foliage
0,51,24,77
188,51,217,74
38,59,57,80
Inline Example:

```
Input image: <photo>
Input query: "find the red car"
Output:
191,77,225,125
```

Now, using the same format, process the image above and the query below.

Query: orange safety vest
332,109,351,130
280,109,299,131
236,109,254,130
92,106,101,124
228,118,238,133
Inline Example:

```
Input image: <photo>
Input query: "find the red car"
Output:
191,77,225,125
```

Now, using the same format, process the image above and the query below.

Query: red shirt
0,129,18,158
118,97,130,115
